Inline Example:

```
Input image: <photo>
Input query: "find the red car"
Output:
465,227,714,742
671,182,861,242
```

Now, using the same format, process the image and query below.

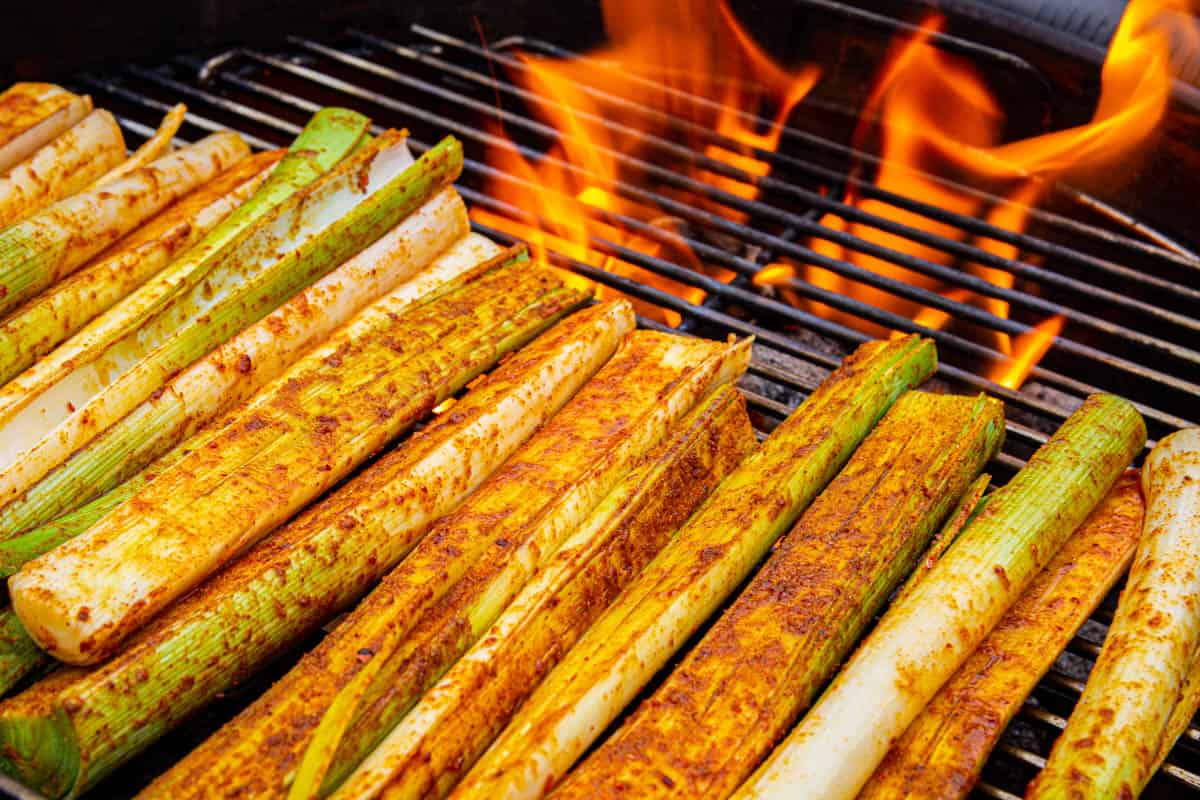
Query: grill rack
37,10,1200,799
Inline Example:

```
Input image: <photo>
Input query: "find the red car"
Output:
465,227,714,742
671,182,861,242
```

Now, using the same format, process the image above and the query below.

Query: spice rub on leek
11,245,583,665
331,384,756,800
0,109,125,228
736,394,1147,800
0,297,629,800
0,109,370,516
0,149,280,389
0,187,470,556
451,335,936,800
0,84,92,176
143,328,751,800
557,391,1003,800
0,129,442,531
1029,428,1200,800
860,472,1143,800
0,129,249,319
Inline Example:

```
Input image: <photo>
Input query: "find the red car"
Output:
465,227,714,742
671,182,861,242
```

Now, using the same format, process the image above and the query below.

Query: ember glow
476,0,1187,388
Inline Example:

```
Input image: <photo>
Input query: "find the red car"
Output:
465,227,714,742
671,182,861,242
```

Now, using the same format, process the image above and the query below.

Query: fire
469,0,817,326
474,0,1187,390
756,0,1185,388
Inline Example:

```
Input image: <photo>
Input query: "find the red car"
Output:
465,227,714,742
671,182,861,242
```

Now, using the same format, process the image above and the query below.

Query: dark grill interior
6,3,1196,797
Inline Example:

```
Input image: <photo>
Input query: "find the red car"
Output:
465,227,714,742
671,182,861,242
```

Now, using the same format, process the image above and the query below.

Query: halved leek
556,391,1003,800
451,335,936,800
0,298,632,800
143,329,751,800
90,104,186,188
0,128,436,519
735,394,1146,800
334,384,756,800
0,187,469,548
0,108,369,456
860,472,1144,800
0,109,125,227
0,149,279,389
0,130,249,318
0,84,91,176
12,242,568,665
1029,428,1200,799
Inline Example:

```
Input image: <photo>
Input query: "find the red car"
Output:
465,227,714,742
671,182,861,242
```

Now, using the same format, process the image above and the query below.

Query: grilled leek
451,335,936,800
1029,428,1200,799
0,149,279,389
0,187,469,550
12,243,576,665
143,328,750,800
556,391,1003,800
0,84,91,175
0,109,125,227
0,297,631,799
860,471,1144,800
90,104,186,188
0,128,439,522
0,130,248,318
0,109,369,507
735,393,1146,800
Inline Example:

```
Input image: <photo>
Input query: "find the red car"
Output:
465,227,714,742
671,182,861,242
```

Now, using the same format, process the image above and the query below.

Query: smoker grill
10,1,1198,797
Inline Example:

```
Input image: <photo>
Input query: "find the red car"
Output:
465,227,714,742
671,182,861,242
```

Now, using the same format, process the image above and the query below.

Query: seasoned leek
0,108,369,485
0,187,469,550
452,335,936,800
0,84,91,176
0,149,278,389
334,384,756,800
0,130,248,318
143,328,751,800
12,245,577,665
860,472,1143,800
556,391,1003,800
90,104,186,188
736,394,1146,800
0,129,438,520
1029,428,1200,799
0,298,632,799
0,109,125,227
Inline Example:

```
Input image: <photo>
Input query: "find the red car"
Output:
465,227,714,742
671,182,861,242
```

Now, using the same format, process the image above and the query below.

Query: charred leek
860,472,1144,800
332,385,756,800
1029,428,1200,799
736,393,1146,800
0,297,629,800
451,335,936,800
556,391,1003,800
143,328,750,800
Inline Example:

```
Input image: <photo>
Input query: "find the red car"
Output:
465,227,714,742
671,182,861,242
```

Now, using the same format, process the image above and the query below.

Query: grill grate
48,13,1200,799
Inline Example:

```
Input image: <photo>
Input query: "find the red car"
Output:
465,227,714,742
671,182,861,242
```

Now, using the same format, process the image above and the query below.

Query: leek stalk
1029,428,1200,799
0,84,91,176
451,335,937,800
860,472,1144,800
333,384,757,800
0,296,631,800
142,328,750,800
555,391,1003,800
735,394,1146,800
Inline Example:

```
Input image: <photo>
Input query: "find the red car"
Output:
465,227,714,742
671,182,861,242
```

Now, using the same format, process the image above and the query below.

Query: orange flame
470,0,817,326
756,0,1186,388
